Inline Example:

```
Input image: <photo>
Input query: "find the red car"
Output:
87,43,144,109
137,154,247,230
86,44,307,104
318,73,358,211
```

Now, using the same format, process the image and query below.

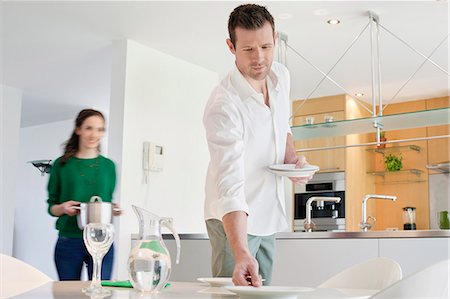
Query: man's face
227,22,275,82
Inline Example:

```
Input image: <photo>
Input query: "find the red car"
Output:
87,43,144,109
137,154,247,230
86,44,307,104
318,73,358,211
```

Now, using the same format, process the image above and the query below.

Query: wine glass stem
91,256,103,289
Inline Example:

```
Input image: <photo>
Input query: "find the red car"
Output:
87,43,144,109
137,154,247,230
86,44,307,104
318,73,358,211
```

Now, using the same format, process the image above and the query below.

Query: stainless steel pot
74,196,115,229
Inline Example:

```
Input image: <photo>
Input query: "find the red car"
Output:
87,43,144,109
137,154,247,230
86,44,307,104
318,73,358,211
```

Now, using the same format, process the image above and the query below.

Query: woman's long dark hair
60,109,105,165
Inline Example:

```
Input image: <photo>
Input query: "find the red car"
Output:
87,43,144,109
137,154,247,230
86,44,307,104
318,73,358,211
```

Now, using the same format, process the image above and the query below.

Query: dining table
11,281,378,299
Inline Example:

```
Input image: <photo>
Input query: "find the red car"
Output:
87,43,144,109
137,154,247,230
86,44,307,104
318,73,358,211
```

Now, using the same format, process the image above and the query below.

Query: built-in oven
294,172,346,231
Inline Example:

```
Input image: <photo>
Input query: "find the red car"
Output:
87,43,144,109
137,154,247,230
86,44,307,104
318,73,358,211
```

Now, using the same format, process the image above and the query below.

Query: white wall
13,117,110,279
109,40,219,279
1,86,22,255
13,120,72,279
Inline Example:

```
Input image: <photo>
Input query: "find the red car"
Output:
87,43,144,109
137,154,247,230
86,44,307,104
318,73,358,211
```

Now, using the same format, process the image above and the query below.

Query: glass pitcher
127,205,181,293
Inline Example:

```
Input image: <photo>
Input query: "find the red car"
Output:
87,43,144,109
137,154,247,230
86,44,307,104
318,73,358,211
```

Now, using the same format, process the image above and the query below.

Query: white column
108,40,219,279
1,86,23,255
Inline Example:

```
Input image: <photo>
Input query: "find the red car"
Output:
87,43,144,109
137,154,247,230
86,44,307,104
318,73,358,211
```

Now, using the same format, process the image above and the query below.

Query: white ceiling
2,1,449,127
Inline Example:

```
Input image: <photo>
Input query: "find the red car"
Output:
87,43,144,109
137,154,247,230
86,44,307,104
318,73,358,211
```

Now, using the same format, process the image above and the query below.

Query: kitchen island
144,230,450,286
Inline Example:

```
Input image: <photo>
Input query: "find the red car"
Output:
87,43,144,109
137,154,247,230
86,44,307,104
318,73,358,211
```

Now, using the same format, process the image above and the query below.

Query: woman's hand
57,200,81,216
62,201,80,216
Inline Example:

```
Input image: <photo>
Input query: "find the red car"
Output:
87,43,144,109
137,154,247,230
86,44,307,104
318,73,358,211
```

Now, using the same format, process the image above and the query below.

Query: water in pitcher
128,240,171,292
127,206,180,293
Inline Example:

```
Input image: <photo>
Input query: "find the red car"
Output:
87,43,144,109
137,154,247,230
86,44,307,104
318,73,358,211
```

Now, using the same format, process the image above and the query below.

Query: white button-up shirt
203,62,291,236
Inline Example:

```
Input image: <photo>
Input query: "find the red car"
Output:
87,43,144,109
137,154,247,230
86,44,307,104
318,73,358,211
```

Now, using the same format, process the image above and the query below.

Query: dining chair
370,259,449,298
318,257,402,290
0,253,53,298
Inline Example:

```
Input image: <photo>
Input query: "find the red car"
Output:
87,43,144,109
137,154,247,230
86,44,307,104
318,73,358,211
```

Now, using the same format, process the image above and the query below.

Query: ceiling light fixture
327,19,341,25
355,93,364,97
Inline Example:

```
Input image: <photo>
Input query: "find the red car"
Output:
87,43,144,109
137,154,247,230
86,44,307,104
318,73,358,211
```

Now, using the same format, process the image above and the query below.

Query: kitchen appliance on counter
294,172,345,231
402,207,417,230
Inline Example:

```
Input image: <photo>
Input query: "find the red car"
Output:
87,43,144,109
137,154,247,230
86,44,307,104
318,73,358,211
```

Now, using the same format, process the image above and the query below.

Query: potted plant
384,154,403,172
377,131,387,149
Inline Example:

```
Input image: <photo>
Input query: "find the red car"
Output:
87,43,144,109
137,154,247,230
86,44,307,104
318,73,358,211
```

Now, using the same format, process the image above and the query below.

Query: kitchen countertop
132,230,450,240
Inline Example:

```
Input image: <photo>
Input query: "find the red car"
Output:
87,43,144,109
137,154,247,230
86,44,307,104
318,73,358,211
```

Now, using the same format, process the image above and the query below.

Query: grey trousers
205,219,276,285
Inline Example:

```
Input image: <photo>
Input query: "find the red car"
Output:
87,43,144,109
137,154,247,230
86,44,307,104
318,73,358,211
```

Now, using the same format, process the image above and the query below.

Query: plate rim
269,169,317,178
197,277,233,286
268,164,320,172
225,285,314,296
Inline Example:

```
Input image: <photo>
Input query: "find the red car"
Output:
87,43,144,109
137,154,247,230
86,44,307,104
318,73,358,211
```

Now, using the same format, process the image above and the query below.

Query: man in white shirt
203,4,310,287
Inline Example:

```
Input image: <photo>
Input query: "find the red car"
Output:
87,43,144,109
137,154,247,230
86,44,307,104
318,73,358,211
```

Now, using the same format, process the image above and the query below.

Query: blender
402,207,416,230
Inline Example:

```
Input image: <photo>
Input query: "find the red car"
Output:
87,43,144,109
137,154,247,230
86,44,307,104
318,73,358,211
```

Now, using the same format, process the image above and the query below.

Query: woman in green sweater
47,109,121,280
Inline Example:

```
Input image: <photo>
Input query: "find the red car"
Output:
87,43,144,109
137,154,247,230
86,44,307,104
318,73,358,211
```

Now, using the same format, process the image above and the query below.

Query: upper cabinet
292,95,347,173
426,97,450,166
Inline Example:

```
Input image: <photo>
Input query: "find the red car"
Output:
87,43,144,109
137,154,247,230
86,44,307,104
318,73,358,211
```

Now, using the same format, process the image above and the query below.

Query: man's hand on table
232,253,262,287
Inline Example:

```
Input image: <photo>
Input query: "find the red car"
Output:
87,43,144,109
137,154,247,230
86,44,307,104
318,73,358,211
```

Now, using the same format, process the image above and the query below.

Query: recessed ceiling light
278,13,293,20
327,19,341,25
355,93,364,97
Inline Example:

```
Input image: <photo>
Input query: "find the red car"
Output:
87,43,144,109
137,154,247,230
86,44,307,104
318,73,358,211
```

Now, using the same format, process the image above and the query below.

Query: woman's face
75,115,105,151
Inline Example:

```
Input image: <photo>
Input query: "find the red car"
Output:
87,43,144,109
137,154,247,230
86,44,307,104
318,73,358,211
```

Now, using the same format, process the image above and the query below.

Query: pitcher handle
161,217,181,264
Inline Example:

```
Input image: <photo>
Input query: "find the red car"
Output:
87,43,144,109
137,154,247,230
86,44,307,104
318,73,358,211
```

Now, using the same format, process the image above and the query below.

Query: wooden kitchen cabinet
291,94,449,232
293,111,346,173
426,97,450,166
292,95,346,173
292,94,374,231
372,100,430,230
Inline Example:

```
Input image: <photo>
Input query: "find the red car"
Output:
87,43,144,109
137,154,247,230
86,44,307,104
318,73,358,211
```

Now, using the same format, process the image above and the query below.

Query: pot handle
90,196,102,203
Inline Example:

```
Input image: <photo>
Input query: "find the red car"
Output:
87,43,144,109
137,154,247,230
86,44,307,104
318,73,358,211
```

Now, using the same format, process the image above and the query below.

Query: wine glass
83,223,114,296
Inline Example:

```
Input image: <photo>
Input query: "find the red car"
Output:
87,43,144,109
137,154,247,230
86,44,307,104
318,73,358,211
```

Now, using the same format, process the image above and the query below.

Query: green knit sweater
47,155,116,238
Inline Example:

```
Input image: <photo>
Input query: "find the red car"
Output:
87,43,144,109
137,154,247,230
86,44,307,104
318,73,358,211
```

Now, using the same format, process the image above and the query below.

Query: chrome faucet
304,197,341,232
360,194,397,231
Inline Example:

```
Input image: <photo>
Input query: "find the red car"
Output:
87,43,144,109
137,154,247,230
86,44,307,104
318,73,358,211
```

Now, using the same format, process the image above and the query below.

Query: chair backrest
0,254,53,298
370,259,450,299
318,257,402,290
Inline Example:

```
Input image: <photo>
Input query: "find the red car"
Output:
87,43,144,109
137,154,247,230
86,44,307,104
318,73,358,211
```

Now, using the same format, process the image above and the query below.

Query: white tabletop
11,281,378,299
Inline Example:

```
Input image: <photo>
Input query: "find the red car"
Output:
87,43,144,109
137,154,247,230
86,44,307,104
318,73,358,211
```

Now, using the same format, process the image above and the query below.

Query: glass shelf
291,107,450,140
366,145,421,155
374,180,427,185
367,169,423,176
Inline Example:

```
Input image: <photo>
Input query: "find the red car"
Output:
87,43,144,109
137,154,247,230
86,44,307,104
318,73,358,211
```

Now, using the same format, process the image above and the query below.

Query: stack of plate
268,164,320,178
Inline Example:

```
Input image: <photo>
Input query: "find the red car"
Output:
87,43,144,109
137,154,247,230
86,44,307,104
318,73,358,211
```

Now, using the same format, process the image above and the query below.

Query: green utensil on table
101,280,171,288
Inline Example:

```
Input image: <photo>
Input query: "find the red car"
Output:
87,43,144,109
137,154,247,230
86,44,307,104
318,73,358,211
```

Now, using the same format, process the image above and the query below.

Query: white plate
268,164,319,172
225,286,314,299
268,164,319,178
197,277,233,287
197,287,235,295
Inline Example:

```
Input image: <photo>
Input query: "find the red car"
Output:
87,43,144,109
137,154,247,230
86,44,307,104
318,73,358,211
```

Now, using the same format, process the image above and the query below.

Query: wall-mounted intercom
143,142,164,172
143,141,164,184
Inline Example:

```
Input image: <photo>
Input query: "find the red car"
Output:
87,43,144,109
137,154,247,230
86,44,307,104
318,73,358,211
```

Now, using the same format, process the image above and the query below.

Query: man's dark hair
228,4,275,47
